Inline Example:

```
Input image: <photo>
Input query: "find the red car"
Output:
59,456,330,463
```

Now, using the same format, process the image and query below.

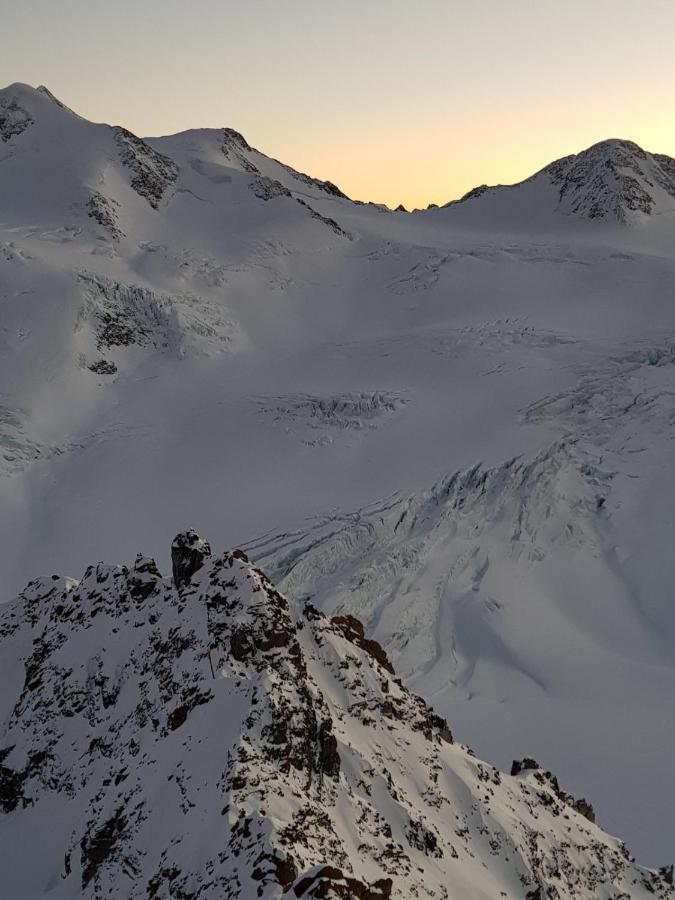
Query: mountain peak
540,137,675,221
0,535,671,898
0,81,67,109
35,83,79,116
0,82,41,142
442,136,675,224
0,81,81,143
578,136,646,155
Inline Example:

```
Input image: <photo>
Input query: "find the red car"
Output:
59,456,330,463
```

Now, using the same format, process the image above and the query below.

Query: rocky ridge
0,531,671,899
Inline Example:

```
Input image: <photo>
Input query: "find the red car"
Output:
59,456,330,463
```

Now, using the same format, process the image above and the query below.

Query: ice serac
0,537,671,899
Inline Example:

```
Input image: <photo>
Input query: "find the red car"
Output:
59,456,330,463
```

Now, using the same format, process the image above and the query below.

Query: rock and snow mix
444,138,675,223
0,533,672,899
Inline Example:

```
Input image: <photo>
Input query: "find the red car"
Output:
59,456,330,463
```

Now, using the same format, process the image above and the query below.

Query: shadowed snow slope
0,536,672,899
1,83,675,869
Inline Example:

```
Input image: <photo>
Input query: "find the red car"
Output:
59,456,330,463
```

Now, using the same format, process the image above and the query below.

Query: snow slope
1,82,675,868
1,532,672,899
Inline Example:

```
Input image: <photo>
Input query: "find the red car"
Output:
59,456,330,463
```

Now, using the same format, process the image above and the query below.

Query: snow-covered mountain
2,81,675,876
1,531,672,899
442,139,675,224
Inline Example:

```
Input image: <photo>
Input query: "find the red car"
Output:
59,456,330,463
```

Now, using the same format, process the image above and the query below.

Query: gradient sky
3,0,675,209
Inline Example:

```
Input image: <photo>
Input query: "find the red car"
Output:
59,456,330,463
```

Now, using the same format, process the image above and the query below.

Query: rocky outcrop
331,614,394,674
113,126,178,208
512,758,596,823
76,271,238,363
171,529,211,587
86,192,123,241
295,198,352,239
251,176,292,201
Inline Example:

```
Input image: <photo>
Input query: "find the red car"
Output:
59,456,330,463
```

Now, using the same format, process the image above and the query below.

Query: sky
3,0,675,209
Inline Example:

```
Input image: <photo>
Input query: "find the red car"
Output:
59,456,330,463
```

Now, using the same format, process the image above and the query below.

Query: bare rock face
511,757,541,777
86,192,123,241
113,126,178,208
128,555,162,600
331,614,394,674
171,529,211,588
511,758,596,823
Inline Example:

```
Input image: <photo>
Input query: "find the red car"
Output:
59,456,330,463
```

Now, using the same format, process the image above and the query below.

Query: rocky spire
170,528,211,588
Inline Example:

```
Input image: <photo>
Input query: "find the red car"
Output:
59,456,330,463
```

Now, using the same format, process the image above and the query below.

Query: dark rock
331,615,394,674
0,756,24,812
422,711,454,745
511,757,540,777
167,688,212,731
294,866,393,898
295,198,352,239
525,888,543,900
251,851,297,890
127,555,161,600
87,359,118,376
512,758,597,824
113,127,178,209
574,797,595,823
317,719,340,779
80,808,127,887
251,176,291,201
0,98,33,142
406,818,442,858
230,625,253,662
171,530,211,589
86,192,123,241
98,316,134,348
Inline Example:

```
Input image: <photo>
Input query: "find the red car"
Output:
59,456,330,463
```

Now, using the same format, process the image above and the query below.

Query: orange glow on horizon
2,0,674,211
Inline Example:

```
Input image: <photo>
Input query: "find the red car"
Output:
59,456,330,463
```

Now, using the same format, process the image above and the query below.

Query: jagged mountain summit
442,139,675,224
0,82,351,232
0,531,672,899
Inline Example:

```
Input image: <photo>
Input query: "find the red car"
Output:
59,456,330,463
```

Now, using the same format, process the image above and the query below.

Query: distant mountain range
2,83,675,225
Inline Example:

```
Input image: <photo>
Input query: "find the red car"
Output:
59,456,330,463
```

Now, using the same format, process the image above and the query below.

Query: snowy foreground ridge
2,80,675,874
0,531,672,899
